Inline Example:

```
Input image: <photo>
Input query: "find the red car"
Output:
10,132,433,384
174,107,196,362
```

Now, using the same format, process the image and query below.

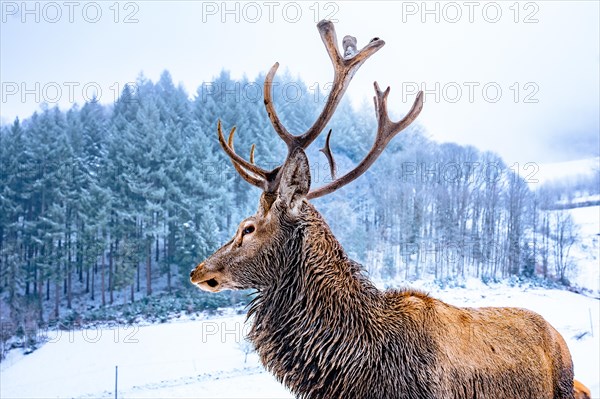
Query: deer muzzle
190,262,222,292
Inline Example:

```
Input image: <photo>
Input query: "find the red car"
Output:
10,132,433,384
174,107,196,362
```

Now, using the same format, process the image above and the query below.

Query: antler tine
264,63,295,147
262,20,386,152
319,129,337,179
230,159,265,188
249,144,256,164
373,82,424,142
217,120,268,189
228,133,265,188
307,85,424,200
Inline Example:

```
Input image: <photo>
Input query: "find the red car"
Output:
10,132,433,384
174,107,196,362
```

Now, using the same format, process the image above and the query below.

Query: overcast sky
1,1,598,165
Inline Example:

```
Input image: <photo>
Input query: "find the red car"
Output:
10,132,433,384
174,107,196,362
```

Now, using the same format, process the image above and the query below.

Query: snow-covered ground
1,282,598,398
0,310,293,399
568,205,600,294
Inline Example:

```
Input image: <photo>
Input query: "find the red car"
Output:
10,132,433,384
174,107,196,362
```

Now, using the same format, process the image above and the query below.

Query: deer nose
190,262,205,278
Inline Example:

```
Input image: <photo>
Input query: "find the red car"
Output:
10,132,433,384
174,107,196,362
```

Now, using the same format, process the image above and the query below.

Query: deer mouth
196,277,222,292
190,264,224,292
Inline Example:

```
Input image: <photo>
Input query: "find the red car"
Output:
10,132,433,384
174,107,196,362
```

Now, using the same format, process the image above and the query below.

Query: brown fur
191,149,575,398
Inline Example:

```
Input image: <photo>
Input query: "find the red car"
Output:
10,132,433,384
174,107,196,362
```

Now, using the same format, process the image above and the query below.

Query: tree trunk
37,274,44,323
54,278,60,320
25,249,31,296
66,235,72,309
91,261,95,301
32,257,37,298
165,236,171,293
67,259,72,309
8,249,16,312
136,254,140,292
155,234,159,262
101,248,106,307
146,240,152,296
109,241,114,305
86,265,90,294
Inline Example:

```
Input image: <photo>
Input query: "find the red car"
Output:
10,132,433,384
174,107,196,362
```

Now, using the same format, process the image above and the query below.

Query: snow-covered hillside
1,282,598,398
534,157,598,186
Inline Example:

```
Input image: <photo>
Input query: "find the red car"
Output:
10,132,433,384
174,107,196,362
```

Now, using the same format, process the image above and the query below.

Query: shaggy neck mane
247,202,388,396
249,202,381,324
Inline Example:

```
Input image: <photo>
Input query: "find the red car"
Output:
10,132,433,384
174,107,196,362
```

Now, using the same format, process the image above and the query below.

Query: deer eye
242,225,255,236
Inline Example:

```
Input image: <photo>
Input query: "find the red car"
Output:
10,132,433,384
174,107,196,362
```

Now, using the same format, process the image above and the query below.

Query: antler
218,20,423,198
307,83,424,199
217,120,280,192
264,20,385,150
319,129,336,180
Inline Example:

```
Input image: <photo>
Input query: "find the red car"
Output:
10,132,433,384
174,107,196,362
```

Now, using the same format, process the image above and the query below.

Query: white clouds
1,1,598,163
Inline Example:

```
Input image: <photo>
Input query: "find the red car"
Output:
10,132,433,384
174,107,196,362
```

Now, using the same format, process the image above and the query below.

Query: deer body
243,202,574,399
190,20,578,399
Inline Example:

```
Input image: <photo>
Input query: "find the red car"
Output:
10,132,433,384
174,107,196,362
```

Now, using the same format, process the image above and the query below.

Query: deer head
190,20,423,293
189,147,312,292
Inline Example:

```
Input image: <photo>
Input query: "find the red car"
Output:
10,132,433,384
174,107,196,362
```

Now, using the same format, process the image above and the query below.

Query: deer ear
278,148,311,210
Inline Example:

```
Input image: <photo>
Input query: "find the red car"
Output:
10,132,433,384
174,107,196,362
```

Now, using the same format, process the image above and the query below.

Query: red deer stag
190,20,575,399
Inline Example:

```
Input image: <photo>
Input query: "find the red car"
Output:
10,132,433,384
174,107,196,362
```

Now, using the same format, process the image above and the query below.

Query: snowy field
1,281,598,399
568,205,600,294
